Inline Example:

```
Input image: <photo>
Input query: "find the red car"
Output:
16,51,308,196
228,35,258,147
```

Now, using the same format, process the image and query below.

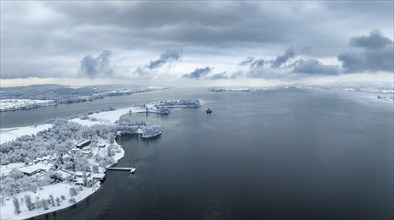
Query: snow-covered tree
49,194,55,207
107,146,115,157
25,195,34,211
69,187,77,196
8,169,24,180
42,198,48,210
92,165,99,173
68,198,76,204
35,196,43,209
13,197,21,214
82,171,87,186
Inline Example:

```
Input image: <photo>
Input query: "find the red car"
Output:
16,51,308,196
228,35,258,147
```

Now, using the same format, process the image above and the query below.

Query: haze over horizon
1,1,393,87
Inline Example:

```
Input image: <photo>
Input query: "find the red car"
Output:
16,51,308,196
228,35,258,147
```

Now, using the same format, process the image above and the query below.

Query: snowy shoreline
0,133,126,220
0,99,200,220
0,86,169,112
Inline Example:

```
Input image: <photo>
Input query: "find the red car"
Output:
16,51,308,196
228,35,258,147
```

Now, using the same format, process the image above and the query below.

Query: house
75,171,91,178
75,177,85,185
62,154,71,161
57,170,74,181
33,155,52,164
91,173,106,181
82,146,91,151
70,148,81,154
76,140,91,149
81,150,92,158
19,163,53,176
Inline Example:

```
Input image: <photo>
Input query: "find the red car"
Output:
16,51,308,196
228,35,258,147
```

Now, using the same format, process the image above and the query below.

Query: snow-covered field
0,124,53,144
0,182,101,220
0,99,54,111
71,106,147,126
86,107,140,124
69,118,104,126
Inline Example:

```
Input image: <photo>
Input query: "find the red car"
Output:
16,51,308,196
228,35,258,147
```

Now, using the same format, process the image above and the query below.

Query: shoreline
0,99,199,219
0,141,125,220
25,139,127,220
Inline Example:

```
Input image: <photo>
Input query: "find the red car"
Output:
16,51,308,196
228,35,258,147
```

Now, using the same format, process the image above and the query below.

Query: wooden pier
106,167,132,171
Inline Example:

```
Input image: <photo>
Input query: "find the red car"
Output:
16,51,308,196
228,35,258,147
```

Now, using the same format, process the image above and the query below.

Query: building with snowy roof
19,163,53,176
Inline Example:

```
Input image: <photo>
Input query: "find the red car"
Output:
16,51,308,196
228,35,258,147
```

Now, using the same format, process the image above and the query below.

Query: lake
4,88,392,220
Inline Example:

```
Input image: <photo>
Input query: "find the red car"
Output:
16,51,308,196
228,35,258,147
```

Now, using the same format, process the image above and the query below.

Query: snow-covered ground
86,109,129,124
0,105,138,219
0,182,101,220
0,99,198,219
0,124,53,144
69,118,104,126
0,138,125,220
0,99,54,111
71,105,161,127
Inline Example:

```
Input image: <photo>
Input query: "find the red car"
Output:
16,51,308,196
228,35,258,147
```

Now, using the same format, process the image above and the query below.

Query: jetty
107,167,132,171
107,167,137,174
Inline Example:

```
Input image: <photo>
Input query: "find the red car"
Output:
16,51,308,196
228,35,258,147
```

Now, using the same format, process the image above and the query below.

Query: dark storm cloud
239,57,265,68
239,57,255,66
133,50,182,77
292,59,340,75
210,72,229,80
146,50,182,69
183,67,212,79
350,30,392,49
271,48,296,68
80,50,113,77
250,59,265,68
229,48,340,79
338,31,393,73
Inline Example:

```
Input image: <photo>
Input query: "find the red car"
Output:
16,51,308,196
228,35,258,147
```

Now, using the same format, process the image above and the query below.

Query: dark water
12,88,393,220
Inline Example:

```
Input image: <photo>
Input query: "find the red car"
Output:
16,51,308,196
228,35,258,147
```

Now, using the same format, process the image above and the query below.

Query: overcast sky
1,1,393,86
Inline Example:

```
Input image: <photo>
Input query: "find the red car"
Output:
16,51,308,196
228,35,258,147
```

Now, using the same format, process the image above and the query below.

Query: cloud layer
1,1,392,82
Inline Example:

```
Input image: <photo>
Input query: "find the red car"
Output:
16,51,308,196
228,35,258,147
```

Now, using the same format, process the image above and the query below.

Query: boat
205,108,213,114
130,167,136,174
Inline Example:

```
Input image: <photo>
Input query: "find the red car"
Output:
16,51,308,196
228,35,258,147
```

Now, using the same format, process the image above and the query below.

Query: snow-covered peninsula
0,85,168,112
0,99,200,220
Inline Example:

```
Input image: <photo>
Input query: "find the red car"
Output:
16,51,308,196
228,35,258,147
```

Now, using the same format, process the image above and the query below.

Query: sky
1,1,393,87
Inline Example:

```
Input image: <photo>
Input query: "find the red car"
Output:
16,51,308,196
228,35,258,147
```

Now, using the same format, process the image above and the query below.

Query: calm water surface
4,88,392,220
